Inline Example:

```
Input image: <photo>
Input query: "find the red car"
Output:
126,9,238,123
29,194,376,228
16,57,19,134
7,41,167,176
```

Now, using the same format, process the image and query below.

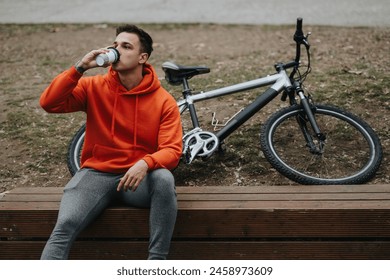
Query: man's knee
150,169,175,187
149,169,176,196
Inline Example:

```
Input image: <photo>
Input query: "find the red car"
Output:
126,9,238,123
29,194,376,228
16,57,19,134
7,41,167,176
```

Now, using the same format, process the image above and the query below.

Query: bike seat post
181,77,200,128
181,78,191,95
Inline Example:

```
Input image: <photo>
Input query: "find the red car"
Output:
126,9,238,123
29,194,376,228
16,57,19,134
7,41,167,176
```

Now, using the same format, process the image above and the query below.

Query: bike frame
177,68,293,142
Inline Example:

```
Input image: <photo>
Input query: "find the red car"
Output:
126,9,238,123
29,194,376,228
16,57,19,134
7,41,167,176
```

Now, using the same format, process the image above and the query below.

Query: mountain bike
67,18,382,185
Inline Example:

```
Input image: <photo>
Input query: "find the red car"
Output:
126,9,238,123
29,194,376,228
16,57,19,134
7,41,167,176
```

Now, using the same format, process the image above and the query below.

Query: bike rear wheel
260,104,382,185
67,123,85,176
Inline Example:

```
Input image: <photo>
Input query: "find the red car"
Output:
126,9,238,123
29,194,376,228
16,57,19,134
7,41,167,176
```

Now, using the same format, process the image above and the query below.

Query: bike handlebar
280,18,311,100
276,18,310,72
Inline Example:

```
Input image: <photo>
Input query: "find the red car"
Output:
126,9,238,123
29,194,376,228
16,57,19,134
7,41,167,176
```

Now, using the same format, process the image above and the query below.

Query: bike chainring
183,130,219,163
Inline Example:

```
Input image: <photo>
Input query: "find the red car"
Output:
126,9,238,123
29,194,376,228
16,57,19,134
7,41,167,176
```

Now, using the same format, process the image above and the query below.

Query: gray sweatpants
41,168,177,260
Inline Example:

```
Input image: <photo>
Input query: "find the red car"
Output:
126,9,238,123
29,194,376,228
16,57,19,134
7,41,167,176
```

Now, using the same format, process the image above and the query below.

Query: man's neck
117,67,144,91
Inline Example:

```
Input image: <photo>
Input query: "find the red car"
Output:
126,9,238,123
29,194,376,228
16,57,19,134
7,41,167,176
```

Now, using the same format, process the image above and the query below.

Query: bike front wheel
260,104,382,185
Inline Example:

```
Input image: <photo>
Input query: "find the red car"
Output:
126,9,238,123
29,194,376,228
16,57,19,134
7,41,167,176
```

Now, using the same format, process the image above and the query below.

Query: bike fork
296,86,326,154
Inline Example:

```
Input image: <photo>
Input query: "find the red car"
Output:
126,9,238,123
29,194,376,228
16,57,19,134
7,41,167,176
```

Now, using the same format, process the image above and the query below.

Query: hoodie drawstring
133,96,138,148
111,93,139,148
111,93,119,139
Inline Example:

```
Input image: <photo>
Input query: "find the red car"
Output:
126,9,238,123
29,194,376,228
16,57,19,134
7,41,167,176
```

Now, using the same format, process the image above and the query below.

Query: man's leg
120,169,177,260
41,169,120,259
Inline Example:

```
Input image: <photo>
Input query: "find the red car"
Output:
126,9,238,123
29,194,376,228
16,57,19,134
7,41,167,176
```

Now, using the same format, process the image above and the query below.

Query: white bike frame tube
177,70,291,108
190,72,285,103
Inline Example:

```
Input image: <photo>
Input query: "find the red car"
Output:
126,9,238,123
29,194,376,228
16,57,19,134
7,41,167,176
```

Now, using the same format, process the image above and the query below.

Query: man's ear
139,53,148,64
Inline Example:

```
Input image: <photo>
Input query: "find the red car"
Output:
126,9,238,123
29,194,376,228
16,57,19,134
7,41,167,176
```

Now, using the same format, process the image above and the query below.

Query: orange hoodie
40,64,183,173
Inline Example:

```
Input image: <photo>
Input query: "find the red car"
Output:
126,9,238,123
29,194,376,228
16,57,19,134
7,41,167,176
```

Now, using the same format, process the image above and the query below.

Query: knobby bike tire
260,104,382,185
67,123,85,176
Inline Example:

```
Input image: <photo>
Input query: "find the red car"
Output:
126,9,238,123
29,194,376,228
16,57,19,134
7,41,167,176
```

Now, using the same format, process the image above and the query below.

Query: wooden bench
1,185,390,259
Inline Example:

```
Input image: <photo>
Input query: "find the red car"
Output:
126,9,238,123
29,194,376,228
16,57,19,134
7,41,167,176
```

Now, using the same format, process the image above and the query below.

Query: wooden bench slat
177,185,390,194
179,200,390,209
2,208,390,238
3,185,390,195
179,193,390,201
2,192,390,202
2,199,390,210
1,240,390,260
1,194,62,202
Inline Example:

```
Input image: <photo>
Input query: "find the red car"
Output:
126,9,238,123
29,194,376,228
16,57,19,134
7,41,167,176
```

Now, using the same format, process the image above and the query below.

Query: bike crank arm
187,139,205,163
183,130,219,163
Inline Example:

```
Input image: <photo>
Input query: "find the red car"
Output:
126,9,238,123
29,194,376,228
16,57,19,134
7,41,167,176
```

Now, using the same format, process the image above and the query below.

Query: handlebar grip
293,18,304,63
296,17,303,33
294,17,304,42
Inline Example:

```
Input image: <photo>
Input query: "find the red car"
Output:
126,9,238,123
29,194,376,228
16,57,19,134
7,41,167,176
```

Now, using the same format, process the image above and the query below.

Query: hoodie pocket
92,144,146,167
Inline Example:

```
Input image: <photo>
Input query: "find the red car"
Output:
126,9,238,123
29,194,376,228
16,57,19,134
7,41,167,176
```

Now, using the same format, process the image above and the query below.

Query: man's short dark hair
116,24,153,58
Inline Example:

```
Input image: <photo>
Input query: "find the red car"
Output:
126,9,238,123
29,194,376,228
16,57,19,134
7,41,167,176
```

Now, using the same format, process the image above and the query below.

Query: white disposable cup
96,47,120,67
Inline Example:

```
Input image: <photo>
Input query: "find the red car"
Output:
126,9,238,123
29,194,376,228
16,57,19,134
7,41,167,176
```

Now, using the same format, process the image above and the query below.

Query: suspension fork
294,83,326,154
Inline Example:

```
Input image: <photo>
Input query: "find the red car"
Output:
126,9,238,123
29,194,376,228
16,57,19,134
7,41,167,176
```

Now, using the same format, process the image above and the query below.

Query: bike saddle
162,61,210,85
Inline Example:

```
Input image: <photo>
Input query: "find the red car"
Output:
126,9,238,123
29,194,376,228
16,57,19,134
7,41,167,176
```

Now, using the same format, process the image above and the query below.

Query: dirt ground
0,23,389,192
